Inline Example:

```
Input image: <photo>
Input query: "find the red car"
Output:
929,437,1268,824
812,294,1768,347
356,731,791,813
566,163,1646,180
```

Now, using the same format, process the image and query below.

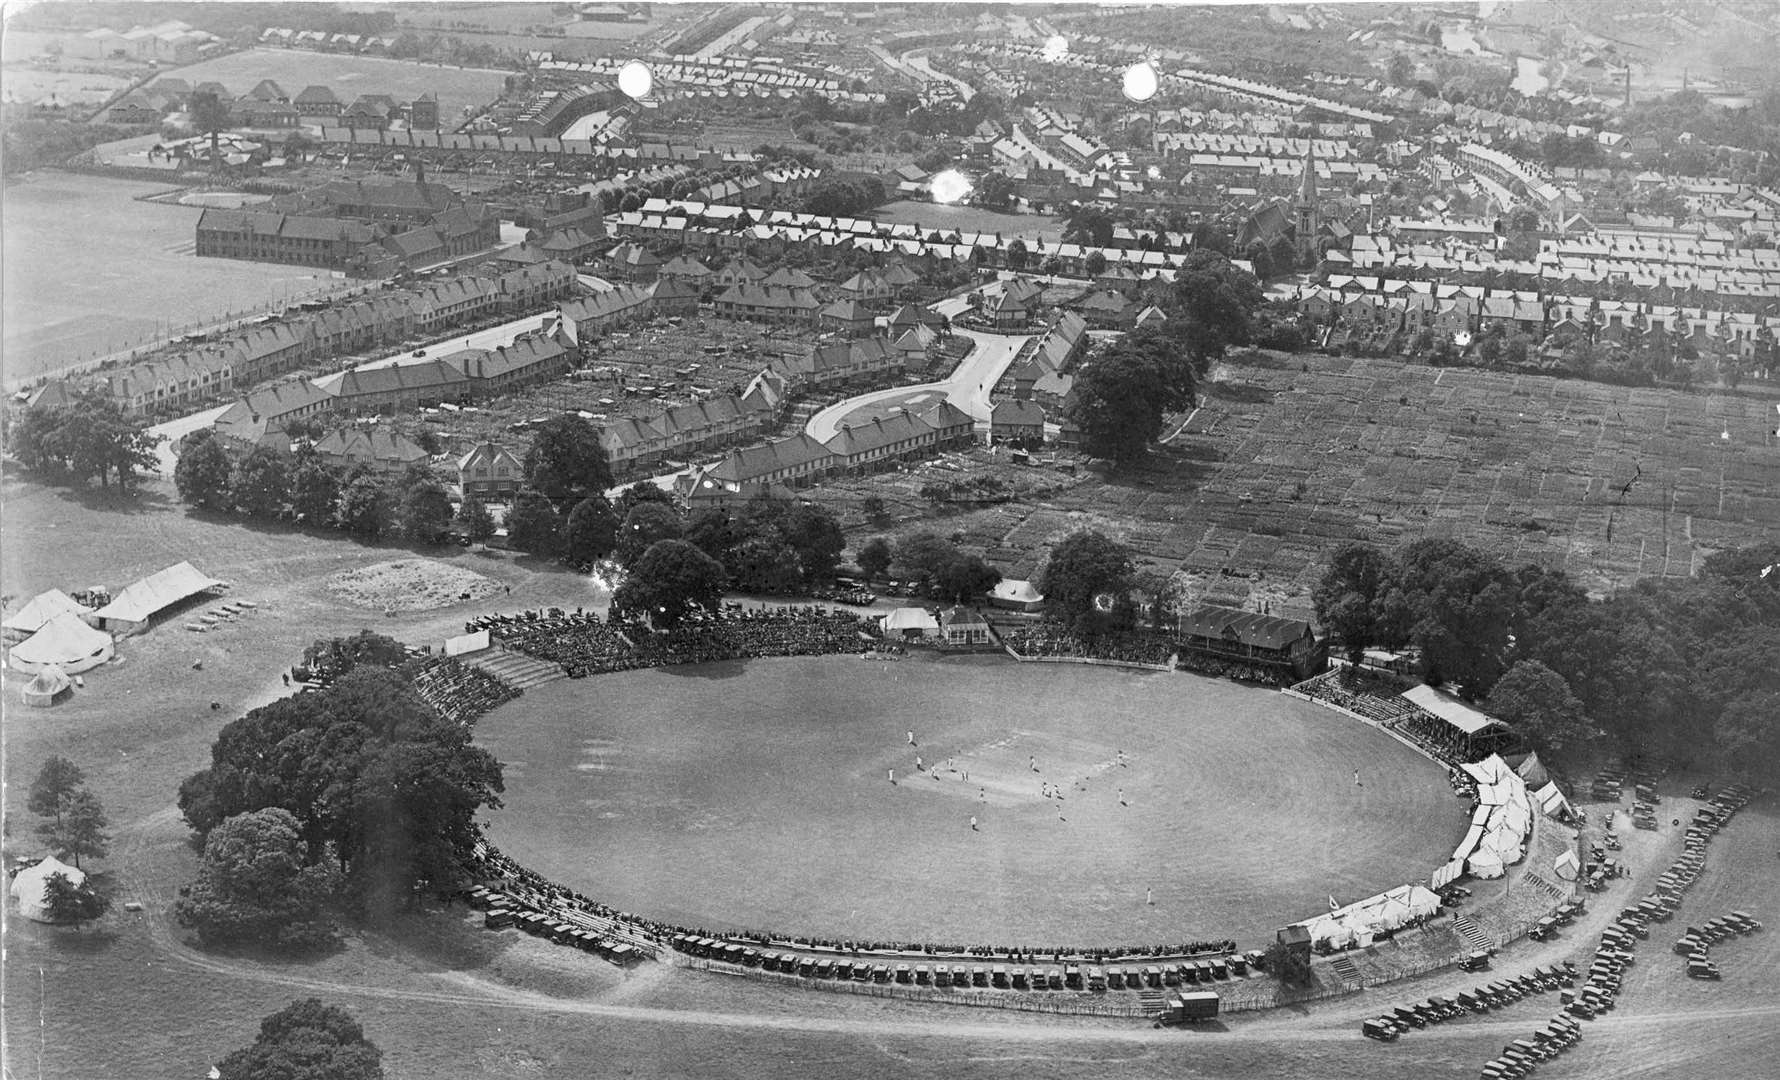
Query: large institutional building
195,170,499,274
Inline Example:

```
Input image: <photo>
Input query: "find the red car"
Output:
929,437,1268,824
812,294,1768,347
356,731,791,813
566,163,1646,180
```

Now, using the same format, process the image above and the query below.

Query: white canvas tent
8,612,114,674
880,607,941,639
10,856,86,923
1535,781,1576,822
1513,750,1550,788
2,589,93,639
1552,849,1581,881
91,561,222,635
21,664,73,707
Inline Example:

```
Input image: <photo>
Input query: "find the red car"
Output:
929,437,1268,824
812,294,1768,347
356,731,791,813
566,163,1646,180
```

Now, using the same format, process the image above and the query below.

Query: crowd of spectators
468,838,1238,968
401,654,520,727
1173,649,1295,686
1002,626,1176,667
478,605,875,676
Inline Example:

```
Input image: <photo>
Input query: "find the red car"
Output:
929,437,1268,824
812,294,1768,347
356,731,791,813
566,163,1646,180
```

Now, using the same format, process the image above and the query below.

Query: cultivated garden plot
867,357,1775,603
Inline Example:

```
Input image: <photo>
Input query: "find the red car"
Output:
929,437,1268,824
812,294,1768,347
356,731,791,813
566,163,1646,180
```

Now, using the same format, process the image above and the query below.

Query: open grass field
1,173,351,385
144,49,510,132
874,200,1064,243
3,471,1777,1079
475,654,1457,945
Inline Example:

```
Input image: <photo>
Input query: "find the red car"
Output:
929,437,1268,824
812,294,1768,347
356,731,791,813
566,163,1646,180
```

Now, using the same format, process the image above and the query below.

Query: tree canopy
7,388,161,490
505,488,561,556
1067,326,1195,464
1160,251,1265,371
1039,530,1135,635
615,501,685,566
612,539,727,627
41,871,110,929
176,807,341,951
561,496,620,568
177,663,504,917
1311,542,1412,673
522,415,612,507
31,758,109,870
175,430,233,510
216,999,383,1080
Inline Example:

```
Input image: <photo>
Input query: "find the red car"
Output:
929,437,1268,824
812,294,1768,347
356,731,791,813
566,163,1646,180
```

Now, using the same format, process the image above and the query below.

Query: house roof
313,427,428,467
990,399,1046,426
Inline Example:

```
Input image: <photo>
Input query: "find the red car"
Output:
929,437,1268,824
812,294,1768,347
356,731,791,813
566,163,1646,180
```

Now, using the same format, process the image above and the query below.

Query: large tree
1486,660,1594,753
177,665,503,916
611,539,726,627
560,495,620,567
615,501,684,566
1396,538,1517,698
682,508,739,566
216,999,383,1080
856,536,893,581
396,472,453,544
1311,542,1411,675
175,430,234,510
933,553,1002,604
1163,250,1265,371
38,788,109,870
7,389,161,490
28,756,87,826
522,416,612,507
505,488,561,556
454,491,496,543
41,871,110,930
230,447,290,518
1068,333,1181,464
176,807,341,950
1039,530,1135,634
893,531,960,586
336,475,394,539
288,453,344,526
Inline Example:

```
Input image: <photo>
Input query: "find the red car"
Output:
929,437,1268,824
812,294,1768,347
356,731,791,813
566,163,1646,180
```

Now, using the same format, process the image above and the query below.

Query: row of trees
176,433,457,543
1313,538,1780,773
854,531,1003,604
6,390,161,491
175,637,505,941
602,493,852,626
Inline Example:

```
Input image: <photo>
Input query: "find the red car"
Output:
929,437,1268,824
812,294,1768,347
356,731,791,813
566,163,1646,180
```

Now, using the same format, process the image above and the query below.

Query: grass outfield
474,654,1458,945
145,50,509,132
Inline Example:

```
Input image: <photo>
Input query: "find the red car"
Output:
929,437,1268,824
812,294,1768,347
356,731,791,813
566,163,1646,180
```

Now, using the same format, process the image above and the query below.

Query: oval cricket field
474,654,1458,945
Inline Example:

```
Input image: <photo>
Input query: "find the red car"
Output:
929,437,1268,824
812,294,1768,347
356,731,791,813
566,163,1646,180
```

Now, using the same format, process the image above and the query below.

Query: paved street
804,327,1030,441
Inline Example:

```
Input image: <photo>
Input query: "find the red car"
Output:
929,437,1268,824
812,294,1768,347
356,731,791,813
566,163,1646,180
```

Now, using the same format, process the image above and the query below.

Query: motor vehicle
1361,1018,1401,1041
1460,950,1492,972
1686,960,1721,980
1391,1006,1426,1029
1154,990,1220,1026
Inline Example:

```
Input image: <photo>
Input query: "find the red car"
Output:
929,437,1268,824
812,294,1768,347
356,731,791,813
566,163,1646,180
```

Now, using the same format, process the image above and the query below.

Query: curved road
805,327,1030,442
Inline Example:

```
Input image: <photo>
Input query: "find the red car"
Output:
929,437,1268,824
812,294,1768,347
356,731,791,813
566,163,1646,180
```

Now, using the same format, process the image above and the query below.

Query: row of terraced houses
99,261,576,415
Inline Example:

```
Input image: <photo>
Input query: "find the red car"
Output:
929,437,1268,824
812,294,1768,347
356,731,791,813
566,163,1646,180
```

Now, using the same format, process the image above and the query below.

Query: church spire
1299,140,1318,207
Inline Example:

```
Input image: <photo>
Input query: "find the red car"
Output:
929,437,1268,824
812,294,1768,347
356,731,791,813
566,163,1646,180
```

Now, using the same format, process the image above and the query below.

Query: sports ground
475,653,1458,945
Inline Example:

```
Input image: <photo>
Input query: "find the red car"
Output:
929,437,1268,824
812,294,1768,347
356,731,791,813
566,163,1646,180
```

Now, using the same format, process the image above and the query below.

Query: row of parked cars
1674,910,1763,979
671,933,1266,992
1362,961,1578,1042
1528,898,1588,941
481,905,643,966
